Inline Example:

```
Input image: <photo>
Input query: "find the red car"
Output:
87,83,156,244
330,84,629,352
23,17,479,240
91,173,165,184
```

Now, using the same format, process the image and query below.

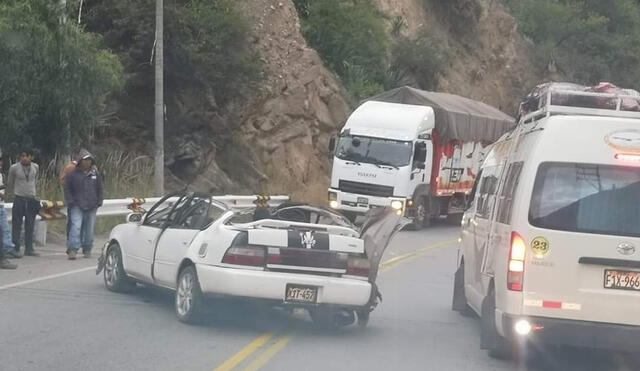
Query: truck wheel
406,197,428,230
480,289,513,359
451,261,474,316
175,265,205,324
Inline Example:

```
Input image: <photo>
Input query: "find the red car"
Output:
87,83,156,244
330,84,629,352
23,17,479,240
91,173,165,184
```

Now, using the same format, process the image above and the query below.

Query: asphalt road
1,223,638,371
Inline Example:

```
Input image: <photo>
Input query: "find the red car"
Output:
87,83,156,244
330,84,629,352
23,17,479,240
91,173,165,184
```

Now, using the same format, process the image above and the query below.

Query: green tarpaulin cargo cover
366,86,515,143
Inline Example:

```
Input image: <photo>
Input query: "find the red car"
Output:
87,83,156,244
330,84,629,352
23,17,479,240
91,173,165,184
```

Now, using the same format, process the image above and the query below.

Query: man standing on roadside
0,222,17,269
0,158,20,259
59,156,78,238
64,149,103,260
0,154,17,269
7,148,40,257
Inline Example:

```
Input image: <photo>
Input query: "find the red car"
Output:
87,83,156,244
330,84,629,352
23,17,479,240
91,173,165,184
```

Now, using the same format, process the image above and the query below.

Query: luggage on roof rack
518,82,640,123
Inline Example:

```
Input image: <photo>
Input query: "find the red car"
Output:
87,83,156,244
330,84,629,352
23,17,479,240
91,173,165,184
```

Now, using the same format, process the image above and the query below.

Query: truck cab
328,87,514,229
328,101,433,226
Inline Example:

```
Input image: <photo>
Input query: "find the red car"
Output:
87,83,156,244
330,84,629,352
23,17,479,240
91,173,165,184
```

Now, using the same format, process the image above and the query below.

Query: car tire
175,265,205,324
103,244,136,293
309,308,340,330
451,261,474,317
480,288,513,359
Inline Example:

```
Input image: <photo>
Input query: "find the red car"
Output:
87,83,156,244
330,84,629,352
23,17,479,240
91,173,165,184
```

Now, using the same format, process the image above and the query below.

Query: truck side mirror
415,162,426,170
328,136,337,153
414,142,427,163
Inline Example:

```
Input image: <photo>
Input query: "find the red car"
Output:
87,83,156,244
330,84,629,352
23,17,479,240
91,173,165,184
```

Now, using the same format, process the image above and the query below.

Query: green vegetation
83,0,260,108
294,0,389,102
293,0,449,102
37,151,155,236
502,0,640,86
390,30,449,91
0,0,124,156
430,0,483,34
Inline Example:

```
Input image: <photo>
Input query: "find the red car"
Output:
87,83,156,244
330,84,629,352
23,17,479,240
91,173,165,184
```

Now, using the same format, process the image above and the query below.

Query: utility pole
154,0,165,195
60,0,71,163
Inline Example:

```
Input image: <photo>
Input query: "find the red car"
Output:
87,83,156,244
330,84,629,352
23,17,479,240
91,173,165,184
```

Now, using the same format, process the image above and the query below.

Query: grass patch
37,151,154,236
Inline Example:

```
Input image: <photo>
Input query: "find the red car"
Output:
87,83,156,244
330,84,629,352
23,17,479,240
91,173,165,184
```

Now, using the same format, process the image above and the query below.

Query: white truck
328,86,514,228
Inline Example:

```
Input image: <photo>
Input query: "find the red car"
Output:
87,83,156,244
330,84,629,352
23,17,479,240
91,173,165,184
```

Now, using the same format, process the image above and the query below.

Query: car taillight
222,246,265,267
507,232,526,291
346,256,370,277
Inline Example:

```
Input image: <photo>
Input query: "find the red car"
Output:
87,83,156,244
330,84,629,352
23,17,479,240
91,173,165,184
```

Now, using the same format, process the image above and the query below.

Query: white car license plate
604,269,640,291
285,284,318,303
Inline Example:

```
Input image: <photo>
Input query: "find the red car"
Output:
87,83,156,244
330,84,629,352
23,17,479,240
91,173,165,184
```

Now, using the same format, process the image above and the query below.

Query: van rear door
523,161,640,326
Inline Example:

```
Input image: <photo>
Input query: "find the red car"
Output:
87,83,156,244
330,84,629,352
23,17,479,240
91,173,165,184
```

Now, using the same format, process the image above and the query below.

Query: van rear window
529,162,640,237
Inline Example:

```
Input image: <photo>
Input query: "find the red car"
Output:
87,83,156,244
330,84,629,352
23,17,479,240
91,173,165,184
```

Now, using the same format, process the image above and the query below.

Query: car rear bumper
195,264,372,308
503,314,640,352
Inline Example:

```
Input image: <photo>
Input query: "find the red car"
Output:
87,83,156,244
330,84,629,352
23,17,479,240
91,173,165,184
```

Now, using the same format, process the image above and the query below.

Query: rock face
232,0,352,204
162,0,351,204
375,0,539,115
154,0,539,202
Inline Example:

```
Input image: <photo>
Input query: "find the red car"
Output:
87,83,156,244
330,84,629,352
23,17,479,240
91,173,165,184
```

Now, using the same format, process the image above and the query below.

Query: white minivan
453,85,640,358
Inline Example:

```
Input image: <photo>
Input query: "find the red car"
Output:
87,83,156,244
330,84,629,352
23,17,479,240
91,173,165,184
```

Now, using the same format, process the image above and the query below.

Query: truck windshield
529,162,640,237
334,135,412,167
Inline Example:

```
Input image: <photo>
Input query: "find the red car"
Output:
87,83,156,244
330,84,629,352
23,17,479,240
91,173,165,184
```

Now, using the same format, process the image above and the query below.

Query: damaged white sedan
96,191,406,327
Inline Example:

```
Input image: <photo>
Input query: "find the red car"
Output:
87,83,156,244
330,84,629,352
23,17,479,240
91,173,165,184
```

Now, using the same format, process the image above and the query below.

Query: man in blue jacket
64,149,103,260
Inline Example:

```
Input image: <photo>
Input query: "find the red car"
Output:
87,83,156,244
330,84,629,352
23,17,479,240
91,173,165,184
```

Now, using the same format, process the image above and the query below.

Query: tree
0,0,124,156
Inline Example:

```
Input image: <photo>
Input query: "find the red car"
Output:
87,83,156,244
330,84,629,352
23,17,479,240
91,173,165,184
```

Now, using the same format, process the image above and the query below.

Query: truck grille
339,180,394,197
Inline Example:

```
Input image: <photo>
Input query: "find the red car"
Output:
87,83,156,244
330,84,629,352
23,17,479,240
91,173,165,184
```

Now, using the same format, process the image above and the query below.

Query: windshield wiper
372,160,399,170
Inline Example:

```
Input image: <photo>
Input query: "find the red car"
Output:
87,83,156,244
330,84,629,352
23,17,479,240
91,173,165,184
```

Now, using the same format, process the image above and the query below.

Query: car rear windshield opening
530,162,640,237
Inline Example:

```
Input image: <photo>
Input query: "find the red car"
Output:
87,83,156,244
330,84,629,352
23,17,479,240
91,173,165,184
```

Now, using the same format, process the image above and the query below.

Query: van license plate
357,197,368,205
604,269,640,291
285,284,318,303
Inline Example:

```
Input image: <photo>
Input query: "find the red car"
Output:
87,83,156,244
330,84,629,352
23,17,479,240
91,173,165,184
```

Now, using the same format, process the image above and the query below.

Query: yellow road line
214,332,275,371
380,239,457,271
213,239,458,370
241,334,293,371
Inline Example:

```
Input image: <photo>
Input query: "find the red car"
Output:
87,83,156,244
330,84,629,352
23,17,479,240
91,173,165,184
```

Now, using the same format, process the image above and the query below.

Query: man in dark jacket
64,149,103,260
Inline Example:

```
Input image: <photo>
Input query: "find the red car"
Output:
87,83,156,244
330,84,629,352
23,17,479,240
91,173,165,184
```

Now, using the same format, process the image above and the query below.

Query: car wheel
103,244,136,293
309,308,339,330
451,261,474,316
175,265,204,324
480,288,513,359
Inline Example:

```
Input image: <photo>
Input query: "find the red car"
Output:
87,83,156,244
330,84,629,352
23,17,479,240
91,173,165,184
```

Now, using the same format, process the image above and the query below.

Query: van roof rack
519,88,640,124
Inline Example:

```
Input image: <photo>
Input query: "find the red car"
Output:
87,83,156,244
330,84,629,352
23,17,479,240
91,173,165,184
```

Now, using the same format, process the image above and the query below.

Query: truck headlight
328,191,337,201
391,200,404,210
329,200,339,209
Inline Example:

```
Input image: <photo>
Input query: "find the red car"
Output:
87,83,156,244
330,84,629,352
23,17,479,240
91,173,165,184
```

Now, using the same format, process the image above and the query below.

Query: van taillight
346,256,370,277
222,246,266,267
507,232,526,291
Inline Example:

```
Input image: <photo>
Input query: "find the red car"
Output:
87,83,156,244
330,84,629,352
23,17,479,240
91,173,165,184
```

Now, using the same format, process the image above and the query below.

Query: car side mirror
126,212,143,223
414,162,426,170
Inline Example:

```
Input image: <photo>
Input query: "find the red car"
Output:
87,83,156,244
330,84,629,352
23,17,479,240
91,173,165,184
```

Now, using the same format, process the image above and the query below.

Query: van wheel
356,309,370,328
480,289,513,359
175,265,205,324
451,261,474,316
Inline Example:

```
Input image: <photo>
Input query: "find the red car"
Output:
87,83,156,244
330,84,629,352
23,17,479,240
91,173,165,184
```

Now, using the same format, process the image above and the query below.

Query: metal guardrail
3,195,290,222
